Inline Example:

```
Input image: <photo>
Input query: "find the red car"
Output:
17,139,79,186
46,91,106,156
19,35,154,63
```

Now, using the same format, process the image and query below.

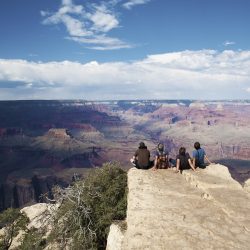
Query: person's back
192,141,212,168
177,152,190,170
193,147,206,166
175,147,196,173
134,142,151,169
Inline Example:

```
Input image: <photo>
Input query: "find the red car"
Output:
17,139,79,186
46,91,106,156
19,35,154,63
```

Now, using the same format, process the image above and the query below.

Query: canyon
0,100,250,211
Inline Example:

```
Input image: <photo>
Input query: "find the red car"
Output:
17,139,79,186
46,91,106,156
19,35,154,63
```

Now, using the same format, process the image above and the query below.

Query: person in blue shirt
192,142,212,168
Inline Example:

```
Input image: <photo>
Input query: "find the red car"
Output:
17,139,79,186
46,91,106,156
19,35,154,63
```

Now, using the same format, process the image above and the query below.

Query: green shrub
0,208,29,250
49,162,127,250
19,227,46,250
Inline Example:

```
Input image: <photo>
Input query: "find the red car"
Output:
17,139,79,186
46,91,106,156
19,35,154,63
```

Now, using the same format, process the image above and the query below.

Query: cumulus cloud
123,0,151,9
1,50,250,100
88,5,119,32
42,1,91,37
41,0,147,50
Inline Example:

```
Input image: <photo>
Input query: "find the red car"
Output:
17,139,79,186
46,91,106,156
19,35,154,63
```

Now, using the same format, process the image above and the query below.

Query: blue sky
0,0,250,100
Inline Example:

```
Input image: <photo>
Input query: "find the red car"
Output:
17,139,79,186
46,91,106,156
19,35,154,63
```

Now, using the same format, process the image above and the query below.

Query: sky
0,0,250,100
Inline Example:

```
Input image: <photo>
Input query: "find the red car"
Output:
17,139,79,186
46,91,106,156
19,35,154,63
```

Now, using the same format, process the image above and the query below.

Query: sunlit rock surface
244,178,250,193
107,164,250,250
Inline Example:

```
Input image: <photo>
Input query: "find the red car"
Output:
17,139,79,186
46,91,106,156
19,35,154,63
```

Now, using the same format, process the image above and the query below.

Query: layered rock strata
107,164,250,250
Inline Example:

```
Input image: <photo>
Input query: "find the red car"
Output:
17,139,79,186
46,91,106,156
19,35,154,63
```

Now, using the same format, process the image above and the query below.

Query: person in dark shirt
175,147,196,173
131,142,151,169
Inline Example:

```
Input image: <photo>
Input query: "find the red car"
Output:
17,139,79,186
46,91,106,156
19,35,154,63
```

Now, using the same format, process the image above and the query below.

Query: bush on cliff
19,227,46,250
48,162,127,250
0,208,29,250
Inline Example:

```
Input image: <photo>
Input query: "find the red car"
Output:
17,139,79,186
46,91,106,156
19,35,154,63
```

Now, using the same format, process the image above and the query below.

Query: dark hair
179,147,186,155
139,142,146,149
194,142,201,150
158,143,164,151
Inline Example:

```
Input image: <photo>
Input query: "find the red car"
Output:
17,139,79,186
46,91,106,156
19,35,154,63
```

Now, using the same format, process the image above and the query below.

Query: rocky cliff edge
107,164,250,250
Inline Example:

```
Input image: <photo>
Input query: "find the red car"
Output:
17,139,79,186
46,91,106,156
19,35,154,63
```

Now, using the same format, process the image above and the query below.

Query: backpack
156,151,169,168
158,152,167,163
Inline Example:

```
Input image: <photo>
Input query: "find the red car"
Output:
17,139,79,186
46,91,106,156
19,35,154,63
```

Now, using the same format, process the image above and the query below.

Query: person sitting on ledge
130,142,152,170
152,143,169,170
192,141,212,168
175,147,196,173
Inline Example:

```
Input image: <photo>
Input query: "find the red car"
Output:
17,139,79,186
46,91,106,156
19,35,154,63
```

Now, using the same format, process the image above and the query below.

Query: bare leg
175,159,180,173
152,157,158,171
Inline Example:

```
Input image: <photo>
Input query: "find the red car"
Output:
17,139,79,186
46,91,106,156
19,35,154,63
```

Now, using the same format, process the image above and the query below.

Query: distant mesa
45,128,71,139
216,103,224,111
161,103,179,108
189,102,206,109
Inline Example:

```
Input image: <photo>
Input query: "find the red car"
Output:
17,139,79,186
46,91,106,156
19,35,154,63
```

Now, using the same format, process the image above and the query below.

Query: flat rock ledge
107,164,250,250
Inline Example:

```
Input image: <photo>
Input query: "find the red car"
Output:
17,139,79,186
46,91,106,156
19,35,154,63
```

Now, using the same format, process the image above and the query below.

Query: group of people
130,141,212,173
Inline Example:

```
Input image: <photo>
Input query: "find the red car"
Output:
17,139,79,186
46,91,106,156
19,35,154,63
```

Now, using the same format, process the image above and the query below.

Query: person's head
139,141,146,149
157,143,164,152
179,147,186,156
194,142,201,150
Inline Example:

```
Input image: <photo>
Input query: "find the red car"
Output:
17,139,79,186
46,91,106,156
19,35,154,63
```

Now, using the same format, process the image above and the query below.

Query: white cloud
40,10,49,17
42,1,90,37
68,35,133,50
123,0,150,10
1,50,250,100
41,0,144,50
89,7,119,32
223,40,236,47
61,15,91,37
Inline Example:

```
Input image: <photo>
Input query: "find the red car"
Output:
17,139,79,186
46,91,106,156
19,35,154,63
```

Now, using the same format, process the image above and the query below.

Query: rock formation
244,178,250,193
0,174,67,211
107,164,250,250
45,129,71,139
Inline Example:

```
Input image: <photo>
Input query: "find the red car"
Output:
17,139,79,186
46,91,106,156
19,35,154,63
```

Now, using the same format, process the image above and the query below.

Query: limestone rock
107,164,250,250
21,203,56,229
244,178,250,193
106,222,126,250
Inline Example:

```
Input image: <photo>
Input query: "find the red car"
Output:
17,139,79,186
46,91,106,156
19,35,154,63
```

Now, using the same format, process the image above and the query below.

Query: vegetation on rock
0,162,127,250
48,161,127,250
0,208,29,250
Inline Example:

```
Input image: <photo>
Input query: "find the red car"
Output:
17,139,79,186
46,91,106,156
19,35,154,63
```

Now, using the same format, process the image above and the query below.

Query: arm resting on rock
205,155,213,164
188,159,196,171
